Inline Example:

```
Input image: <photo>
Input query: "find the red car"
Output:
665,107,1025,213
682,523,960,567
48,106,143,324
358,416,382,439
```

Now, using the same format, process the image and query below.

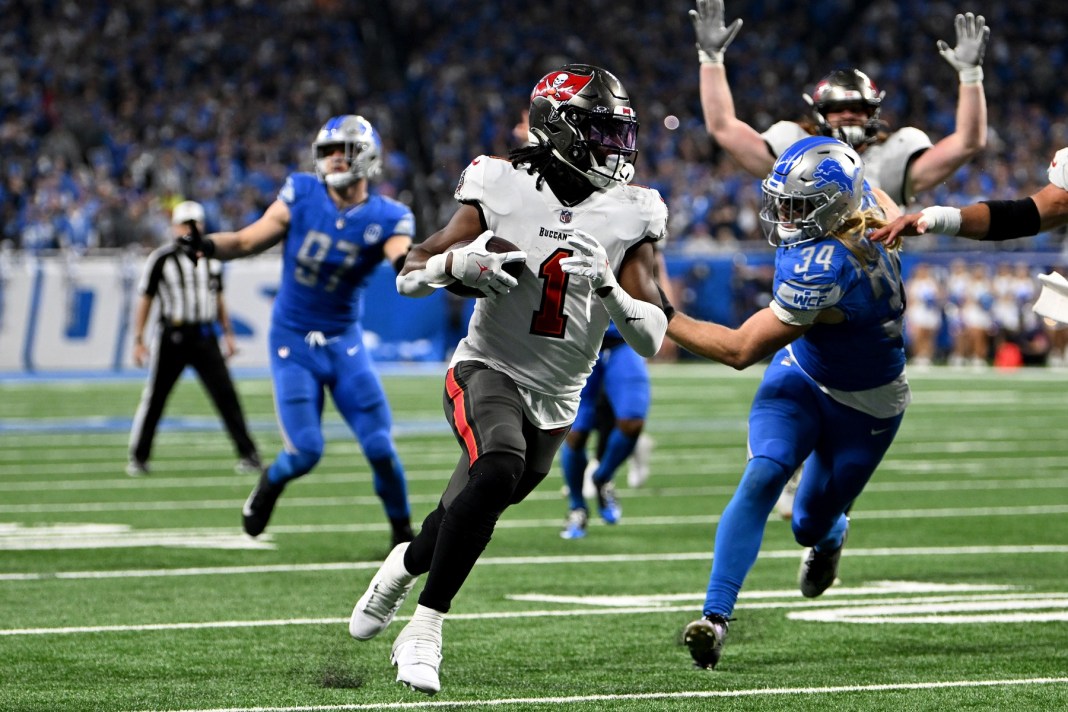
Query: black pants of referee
129,324,257,465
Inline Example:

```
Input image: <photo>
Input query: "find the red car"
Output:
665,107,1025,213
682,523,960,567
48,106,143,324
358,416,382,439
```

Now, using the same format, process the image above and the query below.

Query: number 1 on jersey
530,248,572,338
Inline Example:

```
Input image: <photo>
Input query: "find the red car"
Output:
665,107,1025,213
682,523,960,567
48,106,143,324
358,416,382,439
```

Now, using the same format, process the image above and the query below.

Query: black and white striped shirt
138,244,224,326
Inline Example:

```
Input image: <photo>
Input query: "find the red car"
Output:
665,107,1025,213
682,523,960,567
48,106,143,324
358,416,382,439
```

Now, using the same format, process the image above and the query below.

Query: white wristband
697,48,724,65
918,206,962,236
958,66,983,85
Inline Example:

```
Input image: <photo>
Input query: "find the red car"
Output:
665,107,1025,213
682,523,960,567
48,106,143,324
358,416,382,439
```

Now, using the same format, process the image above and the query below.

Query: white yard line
3,544,1067,581
130,676,1068,711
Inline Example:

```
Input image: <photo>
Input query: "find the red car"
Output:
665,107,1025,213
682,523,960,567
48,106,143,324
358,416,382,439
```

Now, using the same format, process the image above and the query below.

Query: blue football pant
703,352,903,618
267,324,409,521
562,343,650,509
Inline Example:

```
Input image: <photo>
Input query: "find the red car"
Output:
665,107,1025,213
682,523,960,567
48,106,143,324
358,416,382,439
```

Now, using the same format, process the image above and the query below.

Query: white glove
561,230,617,292
1048,147,1068,191
689,0,743,65
937,12,989,84
449,230,527,298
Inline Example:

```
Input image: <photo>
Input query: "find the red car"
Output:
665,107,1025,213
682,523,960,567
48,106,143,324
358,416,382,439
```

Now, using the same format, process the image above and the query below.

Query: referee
127,201,260,477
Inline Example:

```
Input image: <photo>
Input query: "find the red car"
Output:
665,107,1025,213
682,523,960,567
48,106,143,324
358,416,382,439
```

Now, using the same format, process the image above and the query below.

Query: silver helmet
760,136,865,247
312,115,382,188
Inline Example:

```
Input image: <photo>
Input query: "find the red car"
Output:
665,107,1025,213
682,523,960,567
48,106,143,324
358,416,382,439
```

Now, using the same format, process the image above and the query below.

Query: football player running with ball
348,64,673,695
668,137,909,670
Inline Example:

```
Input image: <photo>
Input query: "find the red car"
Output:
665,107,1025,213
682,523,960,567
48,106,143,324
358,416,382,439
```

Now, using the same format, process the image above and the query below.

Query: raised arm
907,13,989,194
690,0,775,178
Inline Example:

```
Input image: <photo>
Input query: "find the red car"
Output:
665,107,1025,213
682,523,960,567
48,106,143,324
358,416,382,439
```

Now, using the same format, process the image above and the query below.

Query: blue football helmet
760,136,865,247
312,115,382,188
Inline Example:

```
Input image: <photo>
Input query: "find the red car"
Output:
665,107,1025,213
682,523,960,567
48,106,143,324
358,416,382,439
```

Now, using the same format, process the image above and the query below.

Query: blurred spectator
4,1,1068,258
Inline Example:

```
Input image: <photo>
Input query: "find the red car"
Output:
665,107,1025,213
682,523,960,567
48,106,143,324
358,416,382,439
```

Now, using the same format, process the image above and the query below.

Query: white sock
408,604,445,634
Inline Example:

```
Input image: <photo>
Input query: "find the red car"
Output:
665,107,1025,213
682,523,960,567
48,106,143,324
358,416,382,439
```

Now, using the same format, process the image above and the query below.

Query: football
445,235,526,298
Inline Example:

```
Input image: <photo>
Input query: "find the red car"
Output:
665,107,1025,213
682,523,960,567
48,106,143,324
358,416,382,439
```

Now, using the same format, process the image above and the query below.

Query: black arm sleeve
980,198,1042,241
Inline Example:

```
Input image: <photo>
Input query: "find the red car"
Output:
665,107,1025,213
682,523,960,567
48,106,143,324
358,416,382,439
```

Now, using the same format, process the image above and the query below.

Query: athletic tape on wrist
958,66,983,85
919,206,962,236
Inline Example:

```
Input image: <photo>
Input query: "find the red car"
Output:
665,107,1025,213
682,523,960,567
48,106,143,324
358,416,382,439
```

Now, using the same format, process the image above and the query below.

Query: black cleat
242,470,284,537
684,614,730,670
799,535,846,598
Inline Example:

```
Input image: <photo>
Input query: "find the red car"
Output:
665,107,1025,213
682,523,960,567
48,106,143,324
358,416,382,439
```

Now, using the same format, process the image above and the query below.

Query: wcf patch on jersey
776,281,842,311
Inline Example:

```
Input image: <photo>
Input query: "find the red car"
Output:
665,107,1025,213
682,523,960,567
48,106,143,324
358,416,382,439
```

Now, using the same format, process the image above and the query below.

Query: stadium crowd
3,0,1068,367
4,1,1068,254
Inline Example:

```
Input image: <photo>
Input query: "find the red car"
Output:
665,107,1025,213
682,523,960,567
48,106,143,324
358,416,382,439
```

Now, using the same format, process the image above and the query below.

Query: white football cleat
626,434,654,488
582,458,598,500
349,543,417,640
775,468,802,521
391,607,444,695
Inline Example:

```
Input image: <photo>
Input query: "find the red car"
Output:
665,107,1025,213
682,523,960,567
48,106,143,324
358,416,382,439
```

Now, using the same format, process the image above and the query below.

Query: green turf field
1,363,1067,711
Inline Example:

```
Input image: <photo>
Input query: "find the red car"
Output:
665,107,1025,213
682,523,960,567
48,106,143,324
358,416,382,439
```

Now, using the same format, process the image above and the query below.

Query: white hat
172,200,205,225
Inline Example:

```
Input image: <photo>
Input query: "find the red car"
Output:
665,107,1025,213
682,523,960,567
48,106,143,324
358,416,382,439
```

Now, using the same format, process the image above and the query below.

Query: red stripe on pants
445,367,479,463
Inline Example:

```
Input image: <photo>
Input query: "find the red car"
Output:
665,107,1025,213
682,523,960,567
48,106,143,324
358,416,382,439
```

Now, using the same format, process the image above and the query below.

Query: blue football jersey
772,228,906,391
271,173,414,334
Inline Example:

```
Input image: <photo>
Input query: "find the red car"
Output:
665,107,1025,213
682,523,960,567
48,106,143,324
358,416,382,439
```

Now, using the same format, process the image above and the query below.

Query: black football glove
177,219,214,264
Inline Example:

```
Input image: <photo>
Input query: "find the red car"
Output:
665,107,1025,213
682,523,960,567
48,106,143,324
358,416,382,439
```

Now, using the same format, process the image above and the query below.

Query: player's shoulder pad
773,241,850,310
627,183,668,242
1048,147,1068,190
371,194,416,237
454,155,511,203
277,172,318,205
763,121,809,158
883,126,933,155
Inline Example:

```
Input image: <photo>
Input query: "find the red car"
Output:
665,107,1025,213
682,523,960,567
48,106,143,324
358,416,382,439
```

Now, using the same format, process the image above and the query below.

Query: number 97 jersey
273,172,415,334
450,155,667,428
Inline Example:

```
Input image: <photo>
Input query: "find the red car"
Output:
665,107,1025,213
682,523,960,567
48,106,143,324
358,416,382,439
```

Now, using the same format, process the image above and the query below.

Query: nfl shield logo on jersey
559,210,573,224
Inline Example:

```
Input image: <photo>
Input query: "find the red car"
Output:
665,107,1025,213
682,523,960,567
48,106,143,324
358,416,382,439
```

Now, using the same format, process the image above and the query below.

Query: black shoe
683,614,730,670
242,471,284,537
799,534,846,598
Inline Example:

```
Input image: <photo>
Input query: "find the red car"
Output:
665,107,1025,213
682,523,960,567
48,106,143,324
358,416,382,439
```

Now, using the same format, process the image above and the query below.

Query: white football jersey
450,155,667,428
763,121,933,207
1047,147,1068,190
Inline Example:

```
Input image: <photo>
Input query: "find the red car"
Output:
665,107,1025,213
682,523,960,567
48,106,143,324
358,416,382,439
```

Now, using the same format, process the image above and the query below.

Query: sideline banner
0,254,452,374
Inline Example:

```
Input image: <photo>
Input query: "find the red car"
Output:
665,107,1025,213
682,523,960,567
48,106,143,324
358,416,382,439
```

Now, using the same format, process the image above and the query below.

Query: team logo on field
559,210,573,224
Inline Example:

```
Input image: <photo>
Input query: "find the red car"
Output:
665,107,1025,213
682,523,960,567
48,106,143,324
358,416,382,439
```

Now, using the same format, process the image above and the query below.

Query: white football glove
937,12,989,84
449,230,527,298
561,230,617,292
689,0,743,65
1048,147,1068,191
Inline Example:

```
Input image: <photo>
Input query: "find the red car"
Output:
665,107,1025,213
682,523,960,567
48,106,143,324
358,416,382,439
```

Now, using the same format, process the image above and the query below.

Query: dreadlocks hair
508,143,555,191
